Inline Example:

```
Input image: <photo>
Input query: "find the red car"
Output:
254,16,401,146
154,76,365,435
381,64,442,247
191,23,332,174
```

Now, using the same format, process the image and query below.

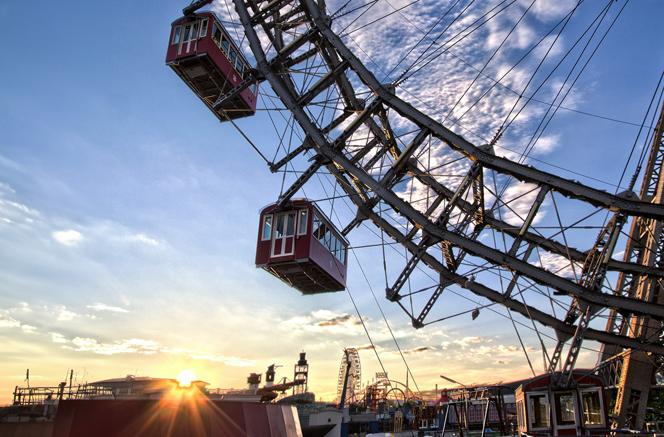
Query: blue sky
0,0,662,404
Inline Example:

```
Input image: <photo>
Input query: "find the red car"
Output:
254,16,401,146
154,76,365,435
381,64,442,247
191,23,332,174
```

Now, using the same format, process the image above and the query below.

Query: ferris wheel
336,348,362,406
169,0,664,429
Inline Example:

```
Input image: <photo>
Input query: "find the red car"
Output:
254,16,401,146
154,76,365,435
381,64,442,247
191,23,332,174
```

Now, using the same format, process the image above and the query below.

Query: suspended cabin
166,12,257,121
515,372,607,436
256,200,348,294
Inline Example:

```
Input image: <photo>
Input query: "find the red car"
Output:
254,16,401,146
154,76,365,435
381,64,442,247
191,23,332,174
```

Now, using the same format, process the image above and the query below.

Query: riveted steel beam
234,0,664,355
411,166,663,278
302,0,664,220
297,59,349,106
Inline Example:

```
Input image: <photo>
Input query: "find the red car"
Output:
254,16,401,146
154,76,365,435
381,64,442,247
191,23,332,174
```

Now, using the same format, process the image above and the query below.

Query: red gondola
255,199,348,294
515,372,608,436
166,11,257,121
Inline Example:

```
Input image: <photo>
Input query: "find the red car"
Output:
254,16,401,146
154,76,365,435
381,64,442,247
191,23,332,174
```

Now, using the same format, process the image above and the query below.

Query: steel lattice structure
599,100,664,429
225,0,662,428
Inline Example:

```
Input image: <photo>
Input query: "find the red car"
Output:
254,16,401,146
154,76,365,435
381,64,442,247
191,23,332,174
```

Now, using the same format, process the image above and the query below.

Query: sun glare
176,370,196,388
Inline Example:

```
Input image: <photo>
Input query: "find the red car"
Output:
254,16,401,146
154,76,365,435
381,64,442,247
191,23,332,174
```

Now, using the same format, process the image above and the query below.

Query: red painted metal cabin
256,199,348,294
166,12,257,121
515,372,608,436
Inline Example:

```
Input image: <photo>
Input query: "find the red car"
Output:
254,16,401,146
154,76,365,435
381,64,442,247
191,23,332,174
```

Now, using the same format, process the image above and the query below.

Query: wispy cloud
0,311,37,334
317,313,354,327
48,331,257,368
402,346,432,354
50,332,68,344
281,310,364,336
0,182,39,225
189,354,256,368
20,324,38,334
53,305,80,322
0,313,21,329
86,303,130,314
126,233,161,247
69,337,161,356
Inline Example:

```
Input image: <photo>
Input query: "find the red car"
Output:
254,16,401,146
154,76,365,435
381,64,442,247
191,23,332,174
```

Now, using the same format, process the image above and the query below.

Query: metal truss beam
234,0,664,363
611,98,664,430
297,59,349,106
409,164,662,279
303,1,664,220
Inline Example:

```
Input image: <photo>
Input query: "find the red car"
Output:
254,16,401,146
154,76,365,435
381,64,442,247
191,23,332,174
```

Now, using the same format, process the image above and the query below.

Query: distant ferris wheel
336,348,362,406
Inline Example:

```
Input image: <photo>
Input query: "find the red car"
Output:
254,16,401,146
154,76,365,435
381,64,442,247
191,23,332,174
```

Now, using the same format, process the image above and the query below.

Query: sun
176,370,196,388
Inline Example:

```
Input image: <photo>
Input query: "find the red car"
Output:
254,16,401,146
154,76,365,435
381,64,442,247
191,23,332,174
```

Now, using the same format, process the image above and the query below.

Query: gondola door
271,211,296,258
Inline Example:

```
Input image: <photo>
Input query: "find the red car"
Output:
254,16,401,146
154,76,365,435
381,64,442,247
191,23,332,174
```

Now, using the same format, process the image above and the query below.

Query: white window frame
199,18,208,37
261,214,273,241
212,24,222,45
580,388,605,428
190,22,199,41
172,25,182,44
285,212,295,237
526,392,551,432
271,212,296,258
221,35,230,54
297,209,308,236
552,391,579,431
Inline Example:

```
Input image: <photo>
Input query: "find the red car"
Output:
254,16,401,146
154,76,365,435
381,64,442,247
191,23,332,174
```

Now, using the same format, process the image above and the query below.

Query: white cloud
52,229,83,246
20,324,38,334
126,233,160,246
70,337,161,356
488,182,547,226
536,252,581,279
0,311,38,334
56,332,257,367
402,346,433,355
50,332,69,344
86,303,130,314
0,182,16,195
0,182,39,226
450,336,486,348
530,134,559,155
438,335,530,367
54,305,80,322
529,0,577,21
0,313,21,328
280,310,365,336
189,354,256,367
9,302,32,314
